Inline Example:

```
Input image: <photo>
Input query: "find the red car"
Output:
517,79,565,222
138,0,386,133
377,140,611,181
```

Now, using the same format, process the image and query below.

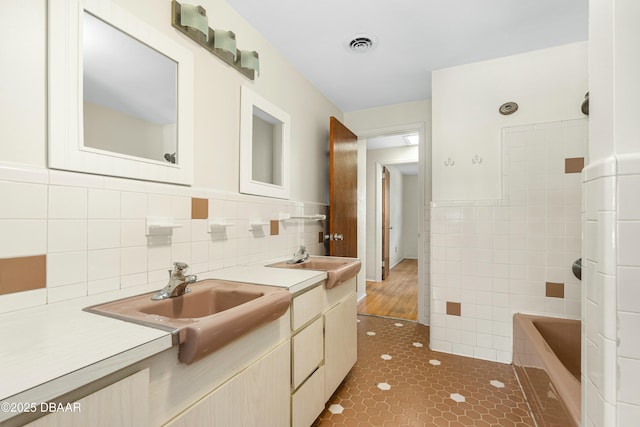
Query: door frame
365,123,426,325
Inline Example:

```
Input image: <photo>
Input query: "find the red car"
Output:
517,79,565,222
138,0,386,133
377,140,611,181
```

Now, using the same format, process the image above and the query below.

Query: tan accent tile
564,157,585,174
319,232,325,244
546,282,565,298
0,255,46,295
447,301,461,316
270,220,279,236
191,198,208,219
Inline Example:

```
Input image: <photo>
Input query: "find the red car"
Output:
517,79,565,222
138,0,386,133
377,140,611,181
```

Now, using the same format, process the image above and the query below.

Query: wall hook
444,157,455,167
472,155,483,164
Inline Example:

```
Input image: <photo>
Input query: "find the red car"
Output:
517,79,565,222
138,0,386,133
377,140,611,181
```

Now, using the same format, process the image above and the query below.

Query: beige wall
0,0,340,205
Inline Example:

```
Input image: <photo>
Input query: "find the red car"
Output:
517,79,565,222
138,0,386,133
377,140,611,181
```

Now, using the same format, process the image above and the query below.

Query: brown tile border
191,198,208,219
270,220,279,236
565,157,585,174
546,282,565,298
446,301,461,316
0,255,46,295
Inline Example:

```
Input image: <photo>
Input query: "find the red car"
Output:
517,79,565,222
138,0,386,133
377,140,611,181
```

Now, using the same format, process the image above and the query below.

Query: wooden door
329,117,358,257
382,167,390,279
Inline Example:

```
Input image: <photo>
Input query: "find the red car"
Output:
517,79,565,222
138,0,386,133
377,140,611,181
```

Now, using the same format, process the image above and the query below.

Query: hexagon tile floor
313,315,534,427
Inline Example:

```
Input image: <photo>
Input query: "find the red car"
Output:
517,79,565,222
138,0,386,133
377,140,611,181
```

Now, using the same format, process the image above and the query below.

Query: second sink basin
268,256,361,289
85,280,291,364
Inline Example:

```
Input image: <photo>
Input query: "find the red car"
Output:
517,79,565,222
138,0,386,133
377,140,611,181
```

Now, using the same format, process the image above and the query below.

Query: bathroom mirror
239,86,291,199
49,0,194,185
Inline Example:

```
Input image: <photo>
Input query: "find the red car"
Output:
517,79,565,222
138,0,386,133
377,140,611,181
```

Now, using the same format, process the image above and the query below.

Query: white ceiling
367,133,418,151
226,0,588,112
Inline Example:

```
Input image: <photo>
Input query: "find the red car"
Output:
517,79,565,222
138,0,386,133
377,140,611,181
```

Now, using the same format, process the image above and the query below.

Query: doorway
357,131,421,321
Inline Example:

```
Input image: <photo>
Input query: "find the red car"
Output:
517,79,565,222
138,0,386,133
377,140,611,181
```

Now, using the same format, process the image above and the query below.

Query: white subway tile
87,249,120,281
148,194,172,217
618,403,640,427
171,242,191,265
121,246,147,276
48,282,86,303
120,219,147,247
0,220,46,258
48,186,88,219
172,196,191,220
617,357,640,405
47,251,87,287
0,289,47,313
88,220,120,250
121,273,147,289
191,241,208,264
88,277,119,295
618,221,640,267
619,312,640,359
618,267,640,313
48,220,87,253
120,192,148,218
148,245,171,272
0,181,47,219
88,189,120,219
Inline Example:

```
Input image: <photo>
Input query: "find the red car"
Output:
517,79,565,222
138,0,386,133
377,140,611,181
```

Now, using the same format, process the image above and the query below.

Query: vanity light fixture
180,3,209,41
171,1,259,80
239,50,260,77
214,30,237,61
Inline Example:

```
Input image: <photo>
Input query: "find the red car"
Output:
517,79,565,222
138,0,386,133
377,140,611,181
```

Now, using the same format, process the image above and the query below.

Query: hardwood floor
357,259,418,321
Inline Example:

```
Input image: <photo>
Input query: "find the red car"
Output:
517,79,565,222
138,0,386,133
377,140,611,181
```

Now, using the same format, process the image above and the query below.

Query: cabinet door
27,369,149,427
167,341,290,427
324,292,357,401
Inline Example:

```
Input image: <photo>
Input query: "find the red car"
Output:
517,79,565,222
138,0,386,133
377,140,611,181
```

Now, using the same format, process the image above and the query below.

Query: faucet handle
172,262,189,276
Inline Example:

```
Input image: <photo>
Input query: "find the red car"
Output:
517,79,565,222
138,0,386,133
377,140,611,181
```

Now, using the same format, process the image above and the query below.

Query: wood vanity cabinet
27,369,149,427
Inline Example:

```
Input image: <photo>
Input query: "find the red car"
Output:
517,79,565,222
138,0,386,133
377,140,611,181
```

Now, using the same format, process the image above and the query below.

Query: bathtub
512,313,581,427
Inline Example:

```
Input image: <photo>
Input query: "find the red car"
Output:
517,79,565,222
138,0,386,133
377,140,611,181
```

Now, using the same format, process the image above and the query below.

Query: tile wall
583,154,640,426
0,164,327,314
430,119,587,363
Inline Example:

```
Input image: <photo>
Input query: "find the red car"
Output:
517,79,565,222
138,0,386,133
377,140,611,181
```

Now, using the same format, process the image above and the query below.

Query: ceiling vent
346,34,377,53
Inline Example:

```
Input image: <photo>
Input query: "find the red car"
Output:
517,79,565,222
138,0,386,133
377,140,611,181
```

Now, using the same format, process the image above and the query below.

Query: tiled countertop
0,260,326,421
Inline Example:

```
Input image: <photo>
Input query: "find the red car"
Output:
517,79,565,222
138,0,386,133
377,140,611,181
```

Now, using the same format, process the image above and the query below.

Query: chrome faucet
287,246,309,264
151,262,198,300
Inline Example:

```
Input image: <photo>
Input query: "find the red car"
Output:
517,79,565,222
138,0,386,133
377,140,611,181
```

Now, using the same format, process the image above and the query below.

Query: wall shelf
146,217,182,236
280,213,326,221
208,221,235,233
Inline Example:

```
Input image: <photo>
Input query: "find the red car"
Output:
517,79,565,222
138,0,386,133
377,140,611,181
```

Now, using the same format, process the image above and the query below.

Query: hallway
358,259,418,321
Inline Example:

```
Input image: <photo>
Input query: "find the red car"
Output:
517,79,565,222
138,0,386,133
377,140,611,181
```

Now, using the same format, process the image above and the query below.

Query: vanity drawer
292,317,324,389
291,284,323,331
292,365,325,427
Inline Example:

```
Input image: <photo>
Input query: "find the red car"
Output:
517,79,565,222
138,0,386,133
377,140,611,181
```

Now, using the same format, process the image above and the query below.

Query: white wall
432,42,588,201
584,1,640,425
402,174,419,259
386,165,404,268
344,100,431,323
0,0,338,312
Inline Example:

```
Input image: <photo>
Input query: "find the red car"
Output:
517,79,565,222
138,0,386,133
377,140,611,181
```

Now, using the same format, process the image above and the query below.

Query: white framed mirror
239,86,291,199
49,0,194,185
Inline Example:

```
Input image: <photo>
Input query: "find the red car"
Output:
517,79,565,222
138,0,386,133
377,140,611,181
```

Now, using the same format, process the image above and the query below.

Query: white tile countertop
0,259,326,421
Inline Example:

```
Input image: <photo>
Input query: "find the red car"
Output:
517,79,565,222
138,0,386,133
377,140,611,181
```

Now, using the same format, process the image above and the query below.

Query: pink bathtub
513,313,581,427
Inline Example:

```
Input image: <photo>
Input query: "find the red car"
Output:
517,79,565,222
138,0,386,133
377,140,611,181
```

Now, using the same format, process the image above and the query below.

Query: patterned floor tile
314,314,534,427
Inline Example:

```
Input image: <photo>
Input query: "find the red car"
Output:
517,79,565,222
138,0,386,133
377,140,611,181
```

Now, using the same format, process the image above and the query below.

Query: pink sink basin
85,280,291,364
269,256,361,289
